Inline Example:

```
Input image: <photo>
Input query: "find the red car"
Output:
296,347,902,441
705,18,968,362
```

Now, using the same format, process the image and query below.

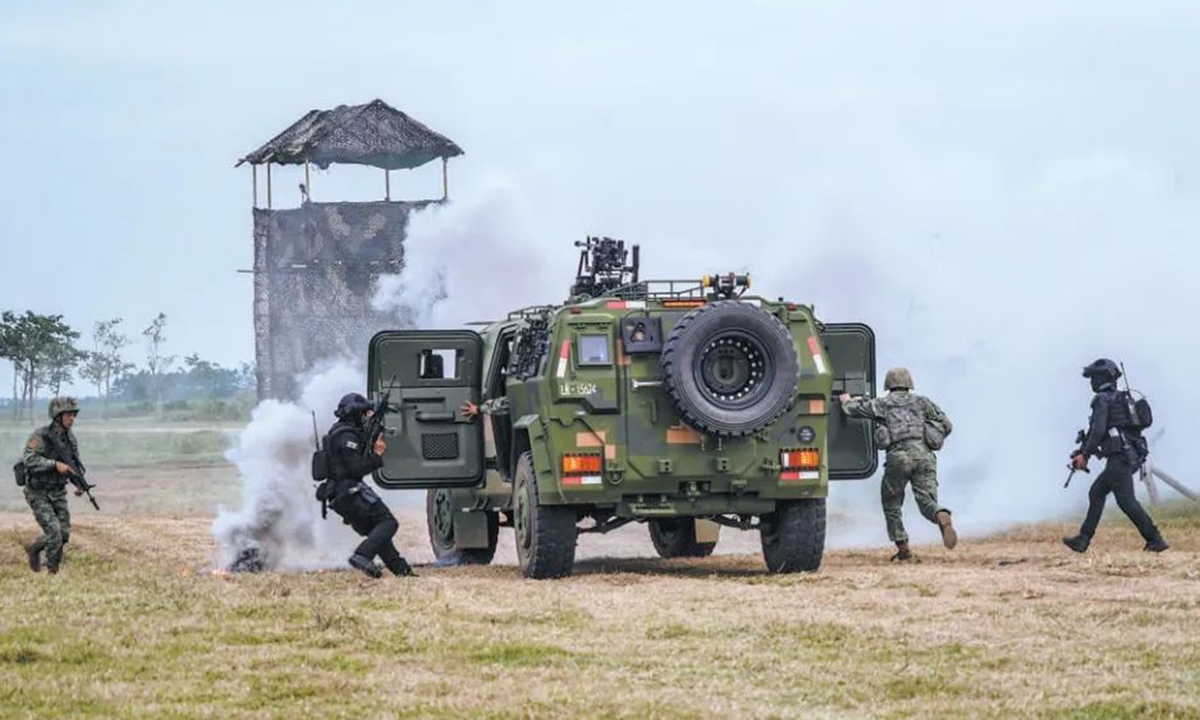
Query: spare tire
660,301,799,437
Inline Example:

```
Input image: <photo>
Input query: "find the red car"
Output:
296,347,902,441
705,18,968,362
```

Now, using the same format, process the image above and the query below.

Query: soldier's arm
840,397,878,420
22,433,56,474
480,397,511,416
330,432,383,478
1083,395,1108,456
923,398,952,435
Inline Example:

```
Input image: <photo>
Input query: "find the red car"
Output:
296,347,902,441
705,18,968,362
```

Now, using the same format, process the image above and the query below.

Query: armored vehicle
367,238,877,578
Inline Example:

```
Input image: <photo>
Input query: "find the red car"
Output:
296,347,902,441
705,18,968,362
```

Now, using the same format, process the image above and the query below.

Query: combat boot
890,542,917,562
26,539,44,573
1062,535,1090,553
348,554,382,579
385,556,416,577
1144,536,1169,553
936,510,958,550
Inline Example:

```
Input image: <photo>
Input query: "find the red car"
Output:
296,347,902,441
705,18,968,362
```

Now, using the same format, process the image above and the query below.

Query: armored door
820,323,879,480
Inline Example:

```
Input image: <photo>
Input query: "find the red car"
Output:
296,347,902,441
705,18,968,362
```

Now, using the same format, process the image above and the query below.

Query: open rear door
368,330,485,489
821,323,878,480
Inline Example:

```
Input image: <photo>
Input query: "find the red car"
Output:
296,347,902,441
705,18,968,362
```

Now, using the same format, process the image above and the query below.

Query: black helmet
335,392,372,422
1082,358,1121,391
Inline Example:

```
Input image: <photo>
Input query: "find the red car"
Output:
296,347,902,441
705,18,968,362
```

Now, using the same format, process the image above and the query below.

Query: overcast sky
3,1,1199,529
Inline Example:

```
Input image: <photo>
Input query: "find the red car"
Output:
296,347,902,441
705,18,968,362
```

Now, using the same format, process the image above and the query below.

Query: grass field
1,469,1199,719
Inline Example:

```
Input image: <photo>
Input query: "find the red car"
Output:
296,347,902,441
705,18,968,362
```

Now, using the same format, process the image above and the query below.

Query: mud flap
454,510,491,549
695,519,721,544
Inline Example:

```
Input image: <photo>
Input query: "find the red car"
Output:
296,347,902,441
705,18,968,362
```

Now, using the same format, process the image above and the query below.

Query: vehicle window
578,334,611,365
419,348,459,379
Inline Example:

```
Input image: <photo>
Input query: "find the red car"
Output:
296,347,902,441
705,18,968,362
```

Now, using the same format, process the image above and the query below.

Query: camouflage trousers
881,446,946,544
24,483,70,570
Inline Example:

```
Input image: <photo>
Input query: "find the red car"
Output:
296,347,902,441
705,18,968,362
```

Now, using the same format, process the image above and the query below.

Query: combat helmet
1082,358,1121,392
335,392,372,422
884,367,914,391
48,396,80,420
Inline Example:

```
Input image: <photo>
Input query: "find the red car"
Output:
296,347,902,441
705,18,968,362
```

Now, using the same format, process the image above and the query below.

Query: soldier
22,397,85,574
840,368,956,562
319,392,415,578
1063,359,1168,553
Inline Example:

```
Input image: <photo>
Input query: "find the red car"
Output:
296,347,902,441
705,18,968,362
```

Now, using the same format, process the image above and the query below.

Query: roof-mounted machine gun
570,236,640,300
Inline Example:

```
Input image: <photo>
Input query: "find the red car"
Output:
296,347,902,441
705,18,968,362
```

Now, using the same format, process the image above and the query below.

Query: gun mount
570,236,640,300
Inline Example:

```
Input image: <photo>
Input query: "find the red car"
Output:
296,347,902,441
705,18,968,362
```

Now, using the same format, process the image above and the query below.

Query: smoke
372,185,560,329
211,358,364,571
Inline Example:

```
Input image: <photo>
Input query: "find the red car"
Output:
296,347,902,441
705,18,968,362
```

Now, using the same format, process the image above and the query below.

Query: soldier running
21,397,86,574
840,368,956,562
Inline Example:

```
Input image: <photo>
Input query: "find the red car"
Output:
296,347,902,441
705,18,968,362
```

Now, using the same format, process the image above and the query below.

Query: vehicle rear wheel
513,451,577,579
661,300,800,437
648,518,717,558
760,498,826,573
426,488,499,565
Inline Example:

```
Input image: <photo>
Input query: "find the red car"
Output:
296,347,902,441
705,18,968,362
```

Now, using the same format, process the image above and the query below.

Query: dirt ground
1,462,1199,719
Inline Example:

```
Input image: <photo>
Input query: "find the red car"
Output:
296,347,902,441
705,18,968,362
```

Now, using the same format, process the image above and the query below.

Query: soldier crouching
317,393,415,579
841,368,956,562
21,397,85,574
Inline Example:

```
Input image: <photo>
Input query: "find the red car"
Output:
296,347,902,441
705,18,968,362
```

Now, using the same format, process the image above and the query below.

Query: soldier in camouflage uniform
840,368,956,561
22,397,85,574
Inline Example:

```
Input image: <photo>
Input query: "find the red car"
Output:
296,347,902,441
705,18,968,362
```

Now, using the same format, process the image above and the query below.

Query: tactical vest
873,393,926,449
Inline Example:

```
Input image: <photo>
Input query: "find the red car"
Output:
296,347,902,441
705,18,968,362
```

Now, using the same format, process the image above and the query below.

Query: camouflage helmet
884,367,914,391
48,396,80,420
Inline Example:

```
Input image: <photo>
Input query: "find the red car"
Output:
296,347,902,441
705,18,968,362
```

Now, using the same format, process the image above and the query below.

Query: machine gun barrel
363,375,398,456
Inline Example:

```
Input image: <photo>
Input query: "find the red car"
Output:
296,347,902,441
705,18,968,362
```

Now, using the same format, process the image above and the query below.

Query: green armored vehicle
367,238,878,578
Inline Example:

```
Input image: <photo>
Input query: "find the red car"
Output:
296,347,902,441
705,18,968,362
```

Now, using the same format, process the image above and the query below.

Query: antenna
311,411,321,450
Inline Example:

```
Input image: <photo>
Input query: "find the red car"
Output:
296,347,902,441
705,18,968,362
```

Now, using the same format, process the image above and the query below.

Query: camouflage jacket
23,423,82,489
842,391,952,452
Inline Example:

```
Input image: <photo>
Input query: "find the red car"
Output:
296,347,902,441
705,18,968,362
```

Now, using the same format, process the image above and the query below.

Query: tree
79,318,133,418
0,311,80,421
143,313,175,419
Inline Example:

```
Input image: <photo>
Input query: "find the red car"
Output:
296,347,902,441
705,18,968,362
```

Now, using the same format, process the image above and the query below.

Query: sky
3,1,1200,536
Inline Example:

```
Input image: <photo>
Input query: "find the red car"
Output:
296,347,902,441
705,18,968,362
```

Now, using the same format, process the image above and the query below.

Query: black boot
348,554,382,579
1144,536,1169,553
385,556,416,577
890,542,917,562
26,539,44,573
1063,535,1090,553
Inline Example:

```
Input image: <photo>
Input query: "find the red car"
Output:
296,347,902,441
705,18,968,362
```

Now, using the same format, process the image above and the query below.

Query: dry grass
1,472,1199,719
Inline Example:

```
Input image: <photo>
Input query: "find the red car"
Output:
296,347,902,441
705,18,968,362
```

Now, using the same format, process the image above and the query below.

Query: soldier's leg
23,487,63,572
1108,460,1162,544
354,504,398,563
910,454,945,524
1078,468,1114,540
880,460,910,544
50,487,71,549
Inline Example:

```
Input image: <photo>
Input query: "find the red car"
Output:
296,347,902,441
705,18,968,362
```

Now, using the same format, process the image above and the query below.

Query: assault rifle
363,375,398,456
1065,429,1090,489
65,471,100,511
42,431,100,510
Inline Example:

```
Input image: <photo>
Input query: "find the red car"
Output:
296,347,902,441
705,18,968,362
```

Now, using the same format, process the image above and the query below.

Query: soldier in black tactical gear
318,392,415,578
1063,359,1168,554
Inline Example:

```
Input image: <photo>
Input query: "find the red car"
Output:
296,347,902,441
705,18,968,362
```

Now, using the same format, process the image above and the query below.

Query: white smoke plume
211,358,364,571
372,185,560,330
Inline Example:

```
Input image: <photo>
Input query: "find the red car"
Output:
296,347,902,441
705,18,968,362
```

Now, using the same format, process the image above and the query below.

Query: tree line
0,311,254,421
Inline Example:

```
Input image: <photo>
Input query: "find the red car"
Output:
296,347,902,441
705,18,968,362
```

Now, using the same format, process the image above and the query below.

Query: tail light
562,453,603,475
781,448,820,471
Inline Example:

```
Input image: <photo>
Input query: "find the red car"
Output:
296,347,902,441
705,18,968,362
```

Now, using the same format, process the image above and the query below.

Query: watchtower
237,100,463,399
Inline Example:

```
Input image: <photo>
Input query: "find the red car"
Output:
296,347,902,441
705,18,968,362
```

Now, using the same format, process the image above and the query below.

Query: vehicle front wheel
760,498,826,573
426,488,499,566
649,518,717,558
513,452,577,579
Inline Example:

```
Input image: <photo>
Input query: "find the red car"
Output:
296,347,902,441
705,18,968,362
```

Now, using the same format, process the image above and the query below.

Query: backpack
12,461,25,487
872,394,926,449
1119,391,1153,430
311,433,330,481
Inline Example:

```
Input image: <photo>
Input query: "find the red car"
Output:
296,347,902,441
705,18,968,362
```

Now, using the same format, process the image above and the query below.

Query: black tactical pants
1079,457,1160,541
334,492,403,566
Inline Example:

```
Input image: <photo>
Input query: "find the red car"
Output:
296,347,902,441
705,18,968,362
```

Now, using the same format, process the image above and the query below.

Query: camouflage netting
253,200,435,399
238,99,464,171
